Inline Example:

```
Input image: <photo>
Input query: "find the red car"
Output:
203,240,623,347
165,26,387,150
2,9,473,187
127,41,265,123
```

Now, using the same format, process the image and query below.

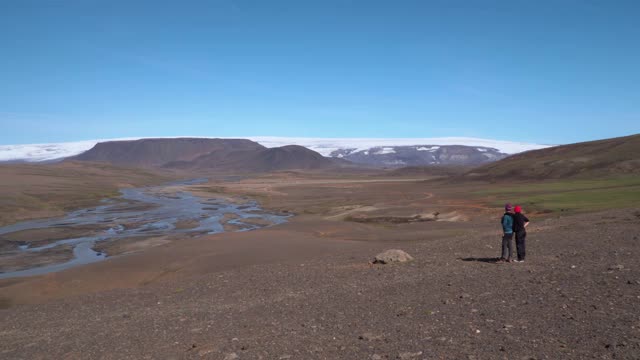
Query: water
0,179,289,279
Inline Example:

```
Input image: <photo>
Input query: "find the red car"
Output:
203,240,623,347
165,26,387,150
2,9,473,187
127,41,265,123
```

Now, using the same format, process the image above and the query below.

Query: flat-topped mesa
69,138,265,167
69,138,349,172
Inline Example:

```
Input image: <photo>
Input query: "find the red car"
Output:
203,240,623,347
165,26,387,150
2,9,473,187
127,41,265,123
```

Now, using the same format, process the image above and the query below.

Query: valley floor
1,174,639,359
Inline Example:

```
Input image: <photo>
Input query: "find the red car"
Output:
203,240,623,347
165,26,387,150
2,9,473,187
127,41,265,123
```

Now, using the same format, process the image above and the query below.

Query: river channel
0,179,289,279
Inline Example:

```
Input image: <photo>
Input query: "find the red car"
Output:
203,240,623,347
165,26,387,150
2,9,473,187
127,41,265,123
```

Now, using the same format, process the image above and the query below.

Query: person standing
512,205,530,262
499,204,514,262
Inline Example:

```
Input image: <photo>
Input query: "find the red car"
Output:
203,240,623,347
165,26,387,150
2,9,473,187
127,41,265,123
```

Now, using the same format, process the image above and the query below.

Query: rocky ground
1,207,639,359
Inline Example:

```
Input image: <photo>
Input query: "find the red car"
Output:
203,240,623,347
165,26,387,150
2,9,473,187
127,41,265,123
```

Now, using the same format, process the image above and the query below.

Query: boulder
373,249,414,264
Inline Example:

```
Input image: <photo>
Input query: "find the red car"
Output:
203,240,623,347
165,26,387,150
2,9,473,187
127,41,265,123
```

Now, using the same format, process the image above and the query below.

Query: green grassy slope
473,177,640,214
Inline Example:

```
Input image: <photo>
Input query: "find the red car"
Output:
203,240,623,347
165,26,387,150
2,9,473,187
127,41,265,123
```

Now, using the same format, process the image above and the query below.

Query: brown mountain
463,133,640,180
69,138,265,167
165,145,344,173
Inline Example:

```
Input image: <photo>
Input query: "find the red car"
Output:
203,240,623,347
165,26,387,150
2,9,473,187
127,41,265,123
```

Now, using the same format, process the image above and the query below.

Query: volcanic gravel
1,209,640,359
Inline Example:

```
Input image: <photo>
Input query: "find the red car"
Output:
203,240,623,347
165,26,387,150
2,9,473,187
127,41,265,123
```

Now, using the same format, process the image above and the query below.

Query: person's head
514,205,522,213
504,203,513,213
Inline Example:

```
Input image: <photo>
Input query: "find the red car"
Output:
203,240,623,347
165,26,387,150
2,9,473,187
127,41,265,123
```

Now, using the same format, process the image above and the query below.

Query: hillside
463,133,640,180
69,138,264,167
165,145,344,173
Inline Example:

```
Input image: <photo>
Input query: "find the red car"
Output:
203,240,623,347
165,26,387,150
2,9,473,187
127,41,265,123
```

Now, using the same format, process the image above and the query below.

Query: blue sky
1,0,639,145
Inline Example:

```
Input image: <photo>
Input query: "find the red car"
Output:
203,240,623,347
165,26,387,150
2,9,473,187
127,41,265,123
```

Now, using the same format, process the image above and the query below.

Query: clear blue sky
1,0,639,145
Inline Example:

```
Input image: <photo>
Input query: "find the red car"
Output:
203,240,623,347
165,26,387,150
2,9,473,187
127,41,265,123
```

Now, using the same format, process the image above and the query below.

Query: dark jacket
512,213,529,233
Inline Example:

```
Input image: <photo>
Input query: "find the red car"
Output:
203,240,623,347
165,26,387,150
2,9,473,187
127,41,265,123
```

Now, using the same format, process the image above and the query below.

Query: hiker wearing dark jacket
512,205,530,262
499,203,514,262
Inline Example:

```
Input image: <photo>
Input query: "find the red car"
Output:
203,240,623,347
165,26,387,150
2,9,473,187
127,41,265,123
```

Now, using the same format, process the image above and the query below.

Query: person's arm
524,215,530,228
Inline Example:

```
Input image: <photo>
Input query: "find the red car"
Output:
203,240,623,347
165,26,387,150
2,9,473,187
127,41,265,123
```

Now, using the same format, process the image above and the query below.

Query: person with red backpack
512,205,530,262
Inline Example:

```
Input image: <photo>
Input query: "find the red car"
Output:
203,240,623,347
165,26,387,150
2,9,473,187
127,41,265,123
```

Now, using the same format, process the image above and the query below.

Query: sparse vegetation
0,163,167,226
473,177,640,213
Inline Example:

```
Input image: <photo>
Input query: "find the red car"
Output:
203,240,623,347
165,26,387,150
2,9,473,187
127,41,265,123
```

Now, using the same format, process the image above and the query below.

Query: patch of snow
416,146,440,152
476,148,488,152
374,147,396,155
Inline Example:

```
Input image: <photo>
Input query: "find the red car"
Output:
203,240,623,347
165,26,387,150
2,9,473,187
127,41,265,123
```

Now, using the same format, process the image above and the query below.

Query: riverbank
0,179,288,279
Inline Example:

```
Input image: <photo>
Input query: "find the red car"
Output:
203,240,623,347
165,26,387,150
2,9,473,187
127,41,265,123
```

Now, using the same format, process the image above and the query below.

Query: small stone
224,353,239,360
278,356,292,360
475,329,481,334
232,338,239,342
608,265,625,271
460,293,471,299
373,250,414,264
570,265,576,269
372,355,383,360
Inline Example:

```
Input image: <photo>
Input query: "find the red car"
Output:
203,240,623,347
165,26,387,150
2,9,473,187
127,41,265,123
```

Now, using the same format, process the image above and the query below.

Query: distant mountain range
67,139,513,169
1,135,637,176
0,137,550,168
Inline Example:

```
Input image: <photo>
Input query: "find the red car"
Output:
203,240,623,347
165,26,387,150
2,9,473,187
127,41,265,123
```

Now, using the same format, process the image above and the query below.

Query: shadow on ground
459,257,499,263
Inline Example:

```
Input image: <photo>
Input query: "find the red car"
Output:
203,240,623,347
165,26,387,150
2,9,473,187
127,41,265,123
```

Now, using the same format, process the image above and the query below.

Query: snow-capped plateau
0,136,551,163
247,137,550,157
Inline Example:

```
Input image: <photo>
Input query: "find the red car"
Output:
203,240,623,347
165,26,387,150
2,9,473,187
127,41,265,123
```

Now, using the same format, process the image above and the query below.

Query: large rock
373,249,414,264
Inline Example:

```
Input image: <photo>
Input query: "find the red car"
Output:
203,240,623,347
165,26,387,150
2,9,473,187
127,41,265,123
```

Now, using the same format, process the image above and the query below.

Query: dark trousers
515,230,526,261
501,233,514,259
